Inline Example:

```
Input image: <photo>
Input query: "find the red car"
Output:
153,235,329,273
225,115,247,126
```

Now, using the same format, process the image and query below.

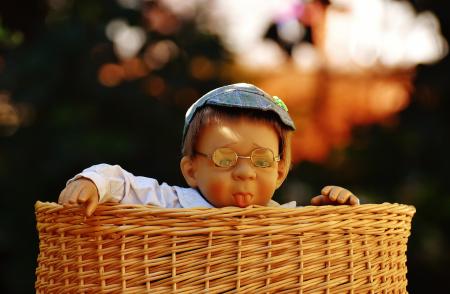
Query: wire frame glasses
195,147,280,168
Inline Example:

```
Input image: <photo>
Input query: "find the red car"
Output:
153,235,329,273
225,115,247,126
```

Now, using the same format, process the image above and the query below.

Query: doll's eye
213,148,237,167
251,148,275,168
254,159,270,168
218,159,233,167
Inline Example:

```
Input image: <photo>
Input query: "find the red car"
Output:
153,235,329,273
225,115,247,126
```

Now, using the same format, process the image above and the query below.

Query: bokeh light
98,63,126,87
190,56,216,80
0,92,20,136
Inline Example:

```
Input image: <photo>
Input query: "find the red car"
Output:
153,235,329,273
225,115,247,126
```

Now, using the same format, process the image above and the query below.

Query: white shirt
69,163,297,208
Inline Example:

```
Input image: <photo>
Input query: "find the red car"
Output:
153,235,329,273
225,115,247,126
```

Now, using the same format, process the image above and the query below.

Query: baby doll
58,83,359,216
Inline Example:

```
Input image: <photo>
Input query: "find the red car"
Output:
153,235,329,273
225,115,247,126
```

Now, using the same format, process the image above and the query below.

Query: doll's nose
231,159,256,180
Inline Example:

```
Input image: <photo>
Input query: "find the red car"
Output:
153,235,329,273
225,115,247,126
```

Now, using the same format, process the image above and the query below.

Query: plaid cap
183,83,296,140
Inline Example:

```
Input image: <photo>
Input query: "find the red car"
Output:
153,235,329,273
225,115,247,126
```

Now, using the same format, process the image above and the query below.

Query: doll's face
181,117,287,207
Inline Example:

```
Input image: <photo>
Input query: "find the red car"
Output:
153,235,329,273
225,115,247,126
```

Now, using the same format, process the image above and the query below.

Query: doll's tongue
233,193,252,208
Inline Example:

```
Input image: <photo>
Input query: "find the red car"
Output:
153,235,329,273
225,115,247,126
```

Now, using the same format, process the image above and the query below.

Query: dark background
0,0,449,293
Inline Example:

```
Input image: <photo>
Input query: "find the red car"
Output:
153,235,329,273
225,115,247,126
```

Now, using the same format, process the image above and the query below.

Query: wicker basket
35,201,415,293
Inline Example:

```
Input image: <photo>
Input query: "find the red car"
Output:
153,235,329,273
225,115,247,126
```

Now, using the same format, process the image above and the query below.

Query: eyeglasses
194,147,280,168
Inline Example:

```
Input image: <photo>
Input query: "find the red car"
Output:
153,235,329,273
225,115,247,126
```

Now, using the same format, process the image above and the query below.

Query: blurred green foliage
0,0,449,293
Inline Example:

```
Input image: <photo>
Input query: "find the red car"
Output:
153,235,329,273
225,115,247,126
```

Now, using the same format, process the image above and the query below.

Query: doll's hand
58,178,99,216
310,186,360,206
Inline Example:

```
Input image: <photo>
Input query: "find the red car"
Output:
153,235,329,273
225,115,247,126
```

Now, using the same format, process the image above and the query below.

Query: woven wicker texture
35,201,415,293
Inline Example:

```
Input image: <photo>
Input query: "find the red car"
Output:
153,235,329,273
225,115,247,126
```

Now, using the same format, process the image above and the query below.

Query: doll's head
179,83,295,207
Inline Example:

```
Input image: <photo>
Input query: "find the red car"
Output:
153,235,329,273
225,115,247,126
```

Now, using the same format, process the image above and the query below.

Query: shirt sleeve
267,200,298,208
67,163,182,208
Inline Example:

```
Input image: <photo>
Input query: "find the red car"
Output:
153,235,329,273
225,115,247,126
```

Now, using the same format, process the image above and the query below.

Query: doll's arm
59,163,181,215
310,186,360,205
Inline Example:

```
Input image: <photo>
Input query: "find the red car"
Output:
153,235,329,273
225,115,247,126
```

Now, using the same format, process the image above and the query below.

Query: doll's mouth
233,193,253,208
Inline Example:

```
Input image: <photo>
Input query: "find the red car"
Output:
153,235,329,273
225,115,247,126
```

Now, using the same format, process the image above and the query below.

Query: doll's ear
275,159,289,189
180,156,198,188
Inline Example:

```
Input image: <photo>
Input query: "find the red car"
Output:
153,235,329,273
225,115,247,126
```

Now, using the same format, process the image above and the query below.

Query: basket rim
35,201,416,216
35,201,416,238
